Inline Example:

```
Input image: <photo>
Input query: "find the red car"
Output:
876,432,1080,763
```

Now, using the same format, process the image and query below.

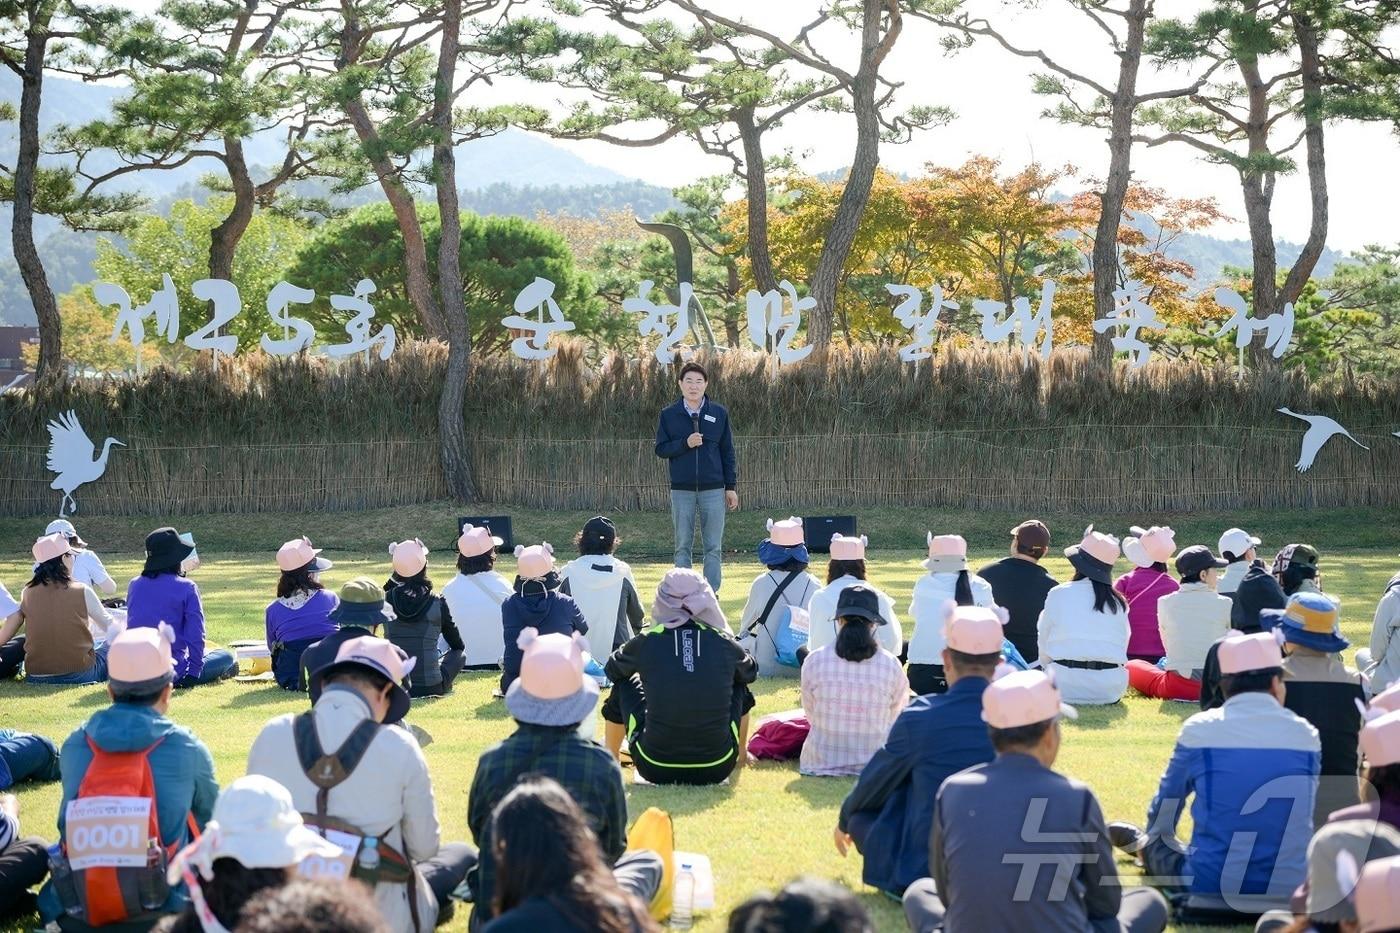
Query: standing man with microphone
655,362,738,592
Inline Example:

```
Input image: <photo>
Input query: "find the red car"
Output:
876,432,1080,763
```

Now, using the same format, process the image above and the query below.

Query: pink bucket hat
457,524,502,559
1064,526,1121,584
944,602,1008,655
766,517,804,548
515,543,556,580
108,623,177,694
830,534,867,561
1218,630,1284,675
504,629,599,727
31,532,73,565
1361,710,1400,768
1371,683,1400,716
308,635,416,725
923,533,968,573
1356,855,1400,932
982,668,1077,729
1123,525,1177,569
389,538,429,577
277,537,332,574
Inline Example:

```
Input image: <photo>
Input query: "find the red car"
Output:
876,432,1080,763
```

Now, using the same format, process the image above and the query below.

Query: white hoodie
807,575,903,657
907,571,996,665
559,554,645,663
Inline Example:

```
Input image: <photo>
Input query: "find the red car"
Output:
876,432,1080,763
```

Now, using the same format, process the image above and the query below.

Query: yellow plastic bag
625,807,674,921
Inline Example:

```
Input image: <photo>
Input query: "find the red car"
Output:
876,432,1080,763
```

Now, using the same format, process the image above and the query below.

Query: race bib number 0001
64,796,151,870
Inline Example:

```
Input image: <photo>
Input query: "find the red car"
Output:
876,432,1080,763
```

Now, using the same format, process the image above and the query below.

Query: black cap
582,515,616,548
1176,545,1228,578
836,585,887,625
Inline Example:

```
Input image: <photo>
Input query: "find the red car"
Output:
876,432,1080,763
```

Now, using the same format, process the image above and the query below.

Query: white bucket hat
167,775,341,885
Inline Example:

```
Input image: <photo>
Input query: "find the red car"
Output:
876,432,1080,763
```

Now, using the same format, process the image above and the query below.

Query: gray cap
1306,819,1400,923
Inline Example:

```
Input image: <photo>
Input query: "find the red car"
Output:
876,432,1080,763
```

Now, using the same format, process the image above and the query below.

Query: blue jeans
0,730,60,789
175,649,237,688
25,642,110,686
671,488,727,592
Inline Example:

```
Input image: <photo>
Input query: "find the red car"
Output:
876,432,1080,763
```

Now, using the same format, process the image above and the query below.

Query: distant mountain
0,72,1355,326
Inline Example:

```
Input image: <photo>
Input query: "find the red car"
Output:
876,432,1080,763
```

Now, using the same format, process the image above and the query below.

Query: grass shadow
624,773,739,817
470,698,511,720
782,771,856,808
1066,701,1129,729
219,686,304,709
1155,700,1203,722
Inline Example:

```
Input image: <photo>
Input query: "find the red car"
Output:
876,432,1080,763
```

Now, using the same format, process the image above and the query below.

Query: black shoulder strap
744,570,802,640
294,713,382,820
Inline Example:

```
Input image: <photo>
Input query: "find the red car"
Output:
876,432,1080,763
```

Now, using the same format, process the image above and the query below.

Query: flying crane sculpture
46,410,124,517
1276,408,1369,473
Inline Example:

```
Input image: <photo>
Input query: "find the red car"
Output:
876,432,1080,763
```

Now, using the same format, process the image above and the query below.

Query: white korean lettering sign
64,796,151,870
501,277,576,360
886,283,957,361
746,281,813,365
626,280,695,365
97,278,396,361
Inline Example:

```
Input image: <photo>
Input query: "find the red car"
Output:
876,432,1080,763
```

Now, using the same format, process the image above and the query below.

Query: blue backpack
773,605,809,668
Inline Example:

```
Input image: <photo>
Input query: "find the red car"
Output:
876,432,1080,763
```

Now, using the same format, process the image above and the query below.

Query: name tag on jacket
703,414,717,423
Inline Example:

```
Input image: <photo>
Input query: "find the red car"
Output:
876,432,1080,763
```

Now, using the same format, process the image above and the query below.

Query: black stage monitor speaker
458,515,514,553
803,516,857,553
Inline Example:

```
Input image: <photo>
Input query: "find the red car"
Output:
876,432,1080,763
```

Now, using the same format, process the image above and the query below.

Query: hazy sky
117,0,1400,251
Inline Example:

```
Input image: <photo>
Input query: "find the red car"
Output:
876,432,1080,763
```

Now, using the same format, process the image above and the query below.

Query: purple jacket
265,590,338,646
125,573,208,681
1114,566,1179,658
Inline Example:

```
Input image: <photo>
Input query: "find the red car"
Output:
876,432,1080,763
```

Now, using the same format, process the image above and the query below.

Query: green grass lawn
0,505,1395,932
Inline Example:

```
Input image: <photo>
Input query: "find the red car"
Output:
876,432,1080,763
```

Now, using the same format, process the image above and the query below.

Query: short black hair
988,718,1054,753
324,666,392,695
1221,667,1283,698
727,877,874,933
1181,571,1204,585
946,648,1001,676
457,550,496,575
678,361,708,382
1223,550,1246,563
112,688,166,707
575,530,618,557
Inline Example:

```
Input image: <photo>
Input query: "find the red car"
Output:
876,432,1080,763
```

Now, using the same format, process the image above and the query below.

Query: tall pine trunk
1091,0,1151,364
14,8,60,380
737,110,778,298
1276,6,1328,315
433,0,478,501
207,135,254,282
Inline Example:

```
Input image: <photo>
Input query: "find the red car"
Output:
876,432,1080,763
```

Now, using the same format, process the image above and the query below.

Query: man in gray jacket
903,669,1169,933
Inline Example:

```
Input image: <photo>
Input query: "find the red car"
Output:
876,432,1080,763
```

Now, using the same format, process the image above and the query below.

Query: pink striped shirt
799,646,909,776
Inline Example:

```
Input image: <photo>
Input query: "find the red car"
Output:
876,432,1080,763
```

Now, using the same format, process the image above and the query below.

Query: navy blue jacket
655,397,737,492
837,675,995,895
500,587,587,692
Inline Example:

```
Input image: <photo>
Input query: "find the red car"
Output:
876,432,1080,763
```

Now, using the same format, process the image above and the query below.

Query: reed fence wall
3,341,1398,517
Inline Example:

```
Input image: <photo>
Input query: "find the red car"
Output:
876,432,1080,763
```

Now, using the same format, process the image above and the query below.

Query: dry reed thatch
2,340,1398,516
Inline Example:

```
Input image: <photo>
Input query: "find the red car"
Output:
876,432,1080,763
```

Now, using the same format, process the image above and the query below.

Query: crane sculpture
46,410,124,517
1276,408,1368,473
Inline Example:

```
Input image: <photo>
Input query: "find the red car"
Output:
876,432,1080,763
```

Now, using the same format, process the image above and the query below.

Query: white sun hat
166,775,343,884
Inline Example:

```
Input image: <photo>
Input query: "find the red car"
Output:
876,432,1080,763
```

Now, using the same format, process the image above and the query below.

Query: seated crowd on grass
1,514,1400,933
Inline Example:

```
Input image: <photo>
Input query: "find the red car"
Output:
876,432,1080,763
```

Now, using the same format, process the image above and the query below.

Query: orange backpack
52,738,194,927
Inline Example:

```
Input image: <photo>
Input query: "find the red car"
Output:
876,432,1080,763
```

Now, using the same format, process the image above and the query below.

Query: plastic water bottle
47,844,82,917
138,838,167,910
357,837,380,874
670,861,695,930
